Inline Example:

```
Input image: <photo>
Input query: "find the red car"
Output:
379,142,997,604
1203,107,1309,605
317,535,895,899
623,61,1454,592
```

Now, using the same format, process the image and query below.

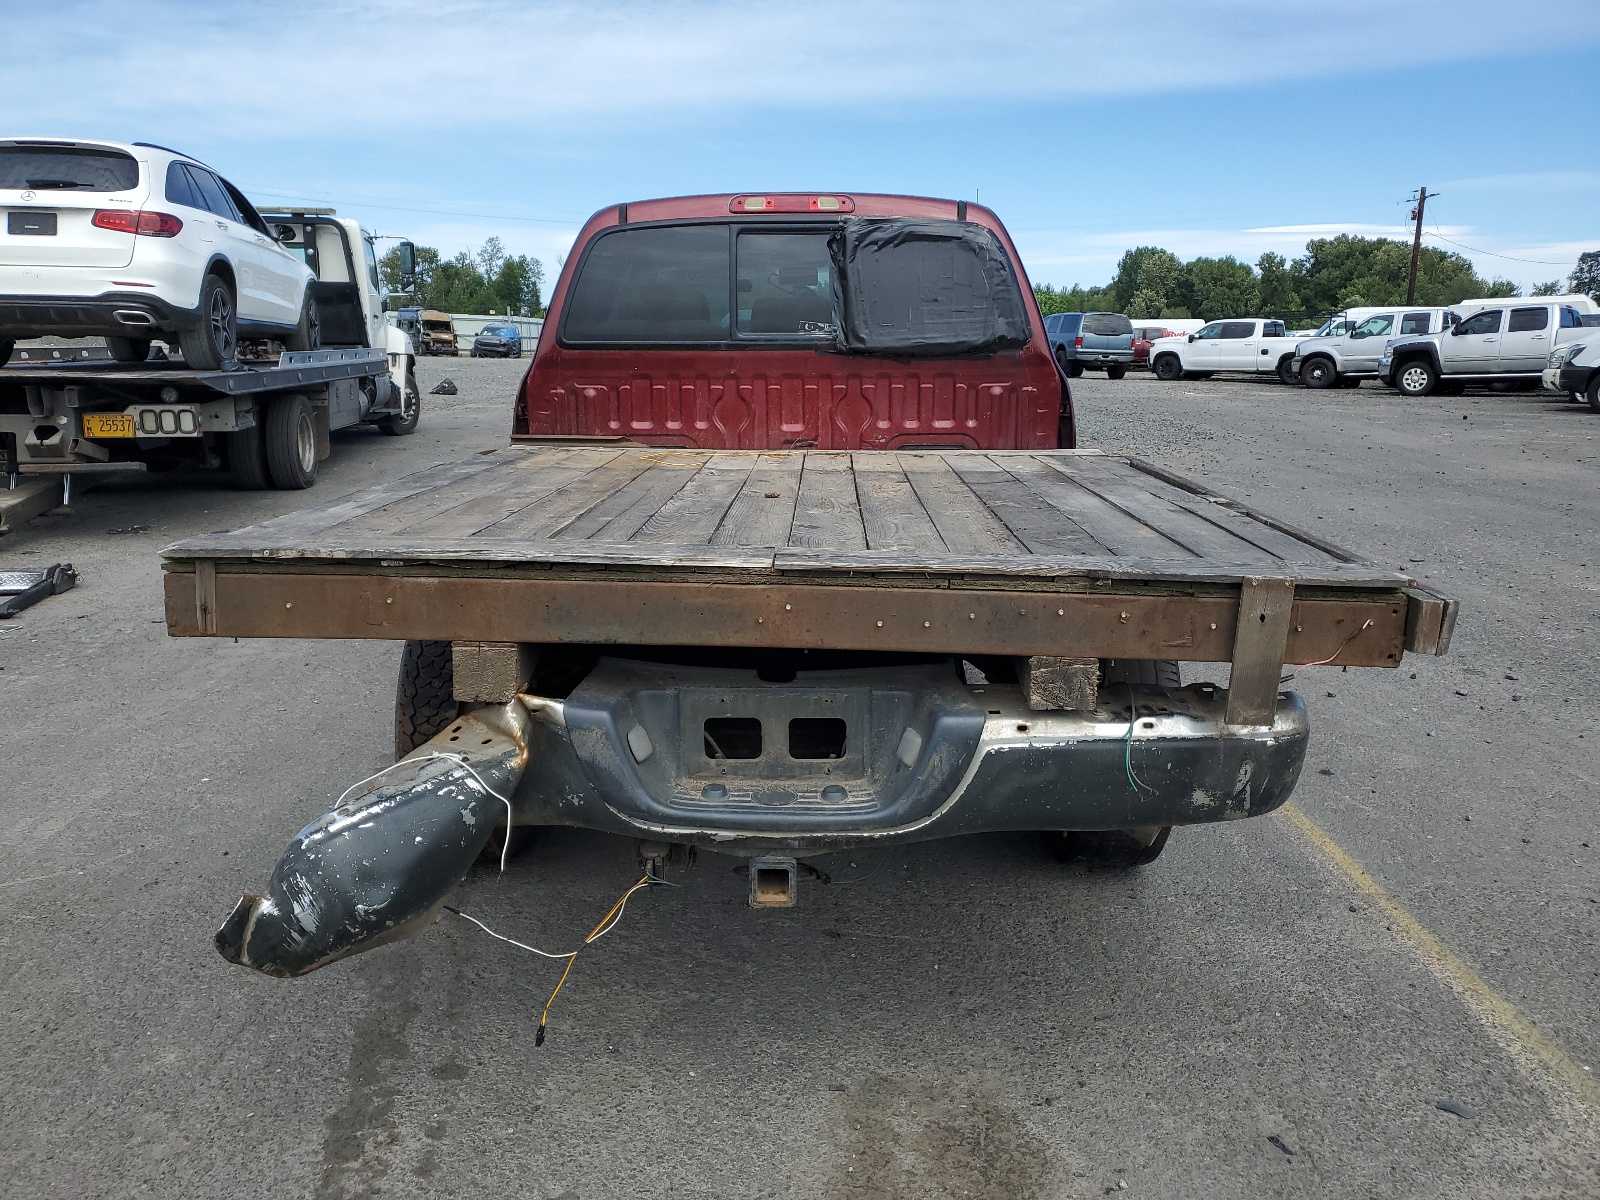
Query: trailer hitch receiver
215,700,532,977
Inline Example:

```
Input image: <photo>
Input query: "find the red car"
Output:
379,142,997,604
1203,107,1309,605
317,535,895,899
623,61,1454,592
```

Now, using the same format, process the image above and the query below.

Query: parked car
1149,319,1304,383
471,323,522,357
1292,307,1452,388
0,137,317,369
1043,311,1134,378
1379,301,1593,396
1131,324,1178,367
515,192,1068,449
1543,338,1599,410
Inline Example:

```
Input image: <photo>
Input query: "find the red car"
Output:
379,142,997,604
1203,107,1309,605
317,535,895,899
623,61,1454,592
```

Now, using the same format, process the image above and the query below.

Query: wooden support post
194,560,217,636
451,642,537,703
1016,656,1100,711
1225,577,1294,725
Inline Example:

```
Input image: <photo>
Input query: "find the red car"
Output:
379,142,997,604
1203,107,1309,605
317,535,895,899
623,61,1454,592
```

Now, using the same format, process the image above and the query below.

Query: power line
1424,228,1573,268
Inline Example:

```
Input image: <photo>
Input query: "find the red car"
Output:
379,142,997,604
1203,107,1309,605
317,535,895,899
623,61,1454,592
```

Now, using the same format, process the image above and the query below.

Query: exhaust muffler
215,700,532,977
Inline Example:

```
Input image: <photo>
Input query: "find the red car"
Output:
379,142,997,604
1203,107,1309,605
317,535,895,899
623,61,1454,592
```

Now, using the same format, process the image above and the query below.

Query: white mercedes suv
0,138,317,369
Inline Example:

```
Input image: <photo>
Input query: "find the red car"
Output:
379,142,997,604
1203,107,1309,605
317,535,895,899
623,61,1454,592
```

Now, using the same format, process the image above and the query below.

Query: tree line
379,237,545,315
1034,238,1600,325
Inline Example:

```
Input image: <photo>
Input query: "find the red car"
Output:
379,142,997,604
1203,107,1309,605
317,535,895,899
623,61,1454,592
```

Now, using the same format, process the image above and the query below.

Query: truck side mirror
396,241,417,290
1187,334,1195,343
272,223,296,243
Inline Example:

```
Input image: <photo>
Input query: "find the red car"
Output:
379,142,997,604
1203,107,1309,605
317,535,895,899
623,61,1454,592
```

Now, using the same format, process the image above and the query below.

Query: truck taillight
92,210,183,237
729,194,856,214
1074,336,1083,348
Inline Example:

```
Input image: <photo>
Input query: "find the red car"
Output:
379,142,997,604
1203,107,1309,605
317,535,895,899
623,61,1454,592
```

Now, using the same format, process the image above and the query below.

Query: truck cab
513,193,1070,450
1381,299,1598,396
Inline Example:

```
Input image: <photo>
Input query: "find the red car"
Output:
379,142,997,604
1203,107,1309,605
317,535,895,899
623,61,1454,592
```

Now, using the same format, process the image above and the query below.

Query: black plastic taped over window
828,219,1030,357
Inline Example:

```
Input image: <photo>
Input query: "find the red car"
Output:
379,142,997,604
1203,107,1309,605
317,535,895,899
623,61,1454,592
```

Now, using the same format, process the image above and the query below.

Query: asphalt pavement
1,360,1595,1199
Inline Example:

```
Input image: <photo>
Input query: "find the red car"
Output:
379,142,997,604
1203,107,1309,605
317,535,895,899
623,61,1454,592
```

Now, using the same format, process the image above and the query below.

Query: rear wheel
1300,357,1336,389
227,415,271,490
1106,364,1127,380
1276,356,1300,385
1043,827,1171,868
396,639,461,759
380,368,420,435
105,337,152,364
1102,658,1182,689
264,392,318,489
1588,373,1600,413
1152,354,1183,381
284,293,320,352
179,273,237,370
1395,359,1437,397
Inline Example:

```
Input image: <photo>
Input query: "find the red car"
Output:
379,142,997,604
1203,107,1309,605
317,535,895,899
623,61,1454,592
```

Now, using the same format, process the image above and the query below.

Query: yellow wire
538,873,651,1040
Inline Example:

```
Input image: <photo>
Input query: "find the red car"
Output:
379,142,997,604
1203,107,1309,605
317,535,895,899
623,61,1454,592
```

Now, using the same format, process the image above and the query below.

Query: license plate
7,211,57,235
83,412,136,438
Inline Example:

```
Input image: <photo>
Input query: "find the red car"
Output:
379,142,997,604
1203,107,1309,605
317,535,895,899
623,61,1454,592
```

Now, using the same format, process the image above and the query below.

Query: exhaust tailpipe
215,700,532,977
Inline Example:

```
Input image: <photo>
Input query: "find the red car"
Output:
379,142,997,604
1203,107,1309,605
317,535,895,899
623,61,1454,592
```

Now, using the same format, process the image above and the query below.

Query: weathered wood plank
239,450,521,539
478,449,667,539
1049,455,1283,565
898,453,1026,555
852,452,947,553
1225,577,1295,724
1000,454,1197,559
634,452,757,546
710,453,803,547
944,455,1109,556
1109,465,1342,565
555,450,708,542
343,446,601,538
790,452,867,551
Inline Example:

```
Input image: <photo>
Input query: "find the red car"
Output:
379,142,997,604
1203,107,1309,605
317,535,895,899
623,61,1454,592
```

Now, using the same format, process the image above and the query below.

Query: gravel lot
1,360,1596,1199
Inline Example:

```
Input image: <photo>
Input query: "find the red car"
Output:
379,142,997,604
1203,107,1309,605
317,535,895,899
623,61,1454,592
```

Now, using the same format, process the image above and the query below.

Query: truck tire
1276,357,1299,386
178,274,237,370
395,639,461,759
1588,373,1600,413
1300,356,1336,389
1152,354,1182,381
1395,359,1437,397
227,406,271,490
380,368,420,435
1106,364,1127,380
264,392,318,489
1043,827,1171,868
284,293,320,352
105,337,152,364
1102,658,1182,689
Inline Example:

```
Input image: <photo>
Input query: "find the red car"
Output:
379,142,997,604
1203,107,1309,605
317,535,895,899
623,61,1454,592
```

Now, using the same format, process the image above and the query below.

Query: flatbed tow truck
0,210,420,535
158,192,1456,983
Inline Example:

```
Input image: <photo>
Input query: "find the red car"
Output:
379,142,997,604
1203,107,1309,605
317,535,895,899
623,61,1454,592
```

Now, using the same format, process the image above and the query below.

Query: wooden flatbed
162,445,1455,723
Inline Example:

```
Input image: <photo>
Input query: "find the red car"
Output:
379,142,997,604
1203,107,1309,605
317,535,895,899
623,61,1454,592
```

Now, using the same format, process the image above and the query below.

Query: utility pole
1406,186,1436,304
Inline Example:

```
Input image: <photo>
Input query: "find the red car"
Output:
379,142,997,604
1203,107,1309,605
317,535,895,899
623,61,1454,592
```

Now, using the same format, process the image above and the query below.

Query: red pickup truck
167,192,1453,981
513,192,1073,450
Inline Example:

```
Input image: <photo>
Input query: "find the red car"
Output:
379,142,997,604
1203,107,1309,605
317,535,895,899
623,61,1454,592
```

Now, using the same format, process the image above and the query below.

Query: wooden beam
162,568,1407,667
1017,656,1100,711
1225,577,1295,725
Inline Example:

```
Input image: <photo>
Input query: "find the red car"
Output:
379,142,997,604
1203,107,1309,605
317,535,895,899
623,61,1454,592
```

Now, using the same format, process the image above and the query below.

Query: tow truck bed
163,445,1454,722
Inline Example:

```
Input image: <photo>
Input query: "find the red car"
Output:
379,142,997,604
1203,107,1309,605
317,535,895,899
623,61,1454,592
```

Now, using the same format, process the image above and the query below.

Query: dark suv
1043,311,1134,378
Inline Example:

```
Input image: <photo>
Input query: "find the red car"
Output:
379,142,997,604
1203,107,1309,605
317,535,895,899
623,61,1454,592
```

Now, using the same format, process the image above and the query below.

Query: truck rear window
0,146,140,192
561,218,1029,356
1081,313,1132,336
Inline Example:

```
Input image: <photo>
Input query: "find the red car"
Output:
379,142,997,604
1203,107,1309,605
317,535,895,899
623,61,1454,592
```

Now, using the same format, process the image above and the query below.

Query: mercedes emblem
20,190,35,201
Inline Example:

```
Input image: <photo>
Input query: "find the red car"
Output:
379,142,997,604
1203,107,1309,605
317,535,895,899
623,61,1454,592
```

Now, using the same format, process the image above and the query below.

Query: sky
6,0,1599,293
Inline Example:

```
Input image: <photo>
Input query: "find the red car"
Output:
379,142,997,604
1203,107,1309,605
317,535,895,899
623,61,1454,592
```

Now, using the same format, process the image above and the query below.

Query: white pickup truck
1379,299,1596,397
1292,307,1452,389
1149,319,1305,384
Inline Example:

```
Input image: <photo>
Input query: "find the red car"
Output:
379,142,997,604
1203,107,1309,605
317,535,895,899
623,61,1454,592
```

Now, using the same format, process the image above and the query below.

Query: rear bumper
504,660,1310,854
0,291,201,339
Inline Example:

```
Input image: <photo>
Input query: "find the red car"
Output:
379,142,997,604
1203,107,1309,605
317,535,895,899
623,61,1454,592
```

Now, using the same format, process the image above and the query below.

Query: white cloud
6,0,1599,139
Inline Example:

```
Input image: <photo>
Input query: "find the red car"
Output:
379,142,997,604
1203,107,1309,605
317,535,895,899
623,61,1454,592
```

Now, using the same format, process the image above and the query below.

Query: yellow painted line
1279,802,1600,1118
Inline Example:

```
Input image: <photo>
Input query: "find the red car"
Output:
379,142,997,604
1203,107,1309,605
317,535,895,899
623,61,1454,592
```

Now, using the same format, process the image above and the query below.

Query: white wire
334,749,517,873
446,878,653,960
